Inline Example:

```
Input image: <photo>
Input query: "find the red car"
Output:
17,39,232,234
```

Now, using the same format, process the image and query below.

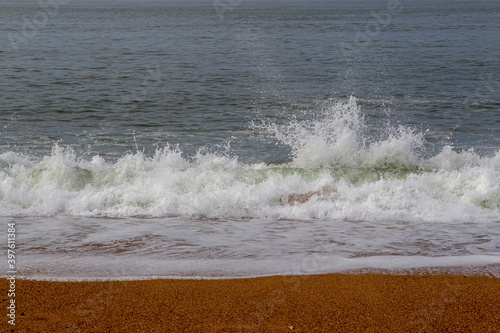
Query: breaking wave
1,97,499,223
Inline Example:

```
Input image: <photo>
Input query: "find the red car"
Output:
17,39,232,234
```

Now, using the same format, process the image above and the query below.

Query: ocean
1,0,499,280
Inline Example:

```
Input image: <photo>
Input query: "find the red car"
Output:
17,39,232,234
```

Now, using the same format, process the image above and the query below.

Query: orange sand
2,274,499,332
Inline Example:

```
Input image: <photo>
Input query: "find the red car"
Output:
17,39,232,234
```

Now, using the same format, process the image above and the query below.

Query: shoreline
3,273,499,332
11,263,500,282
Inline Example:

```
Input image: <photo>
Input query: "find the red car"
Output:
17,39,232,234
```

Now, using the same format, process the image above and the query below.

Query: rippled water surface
1,1,499,279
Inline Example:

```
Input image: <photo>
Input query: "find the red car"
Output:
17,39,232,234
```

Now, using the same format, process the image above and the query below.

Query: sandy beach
3,273,499,332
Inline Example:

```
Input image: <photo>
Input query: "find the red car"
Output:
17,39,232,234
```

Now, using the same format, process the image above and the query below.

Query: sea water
1,1,499,280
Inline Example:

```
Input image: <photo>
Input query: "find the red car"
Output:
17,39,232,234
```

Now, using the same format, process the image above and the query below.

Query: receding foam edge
9,260,500,282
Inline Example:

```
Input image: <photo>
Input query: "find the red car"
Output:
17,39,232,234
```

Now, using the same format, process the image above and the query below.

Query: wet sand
2,273,499,332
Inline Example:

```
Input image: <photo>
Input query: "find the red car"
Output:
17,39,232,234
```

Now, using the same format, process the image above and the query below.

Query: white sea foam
3,214,498,280
15,255,500,281
1,97,499,222
1,97,499,279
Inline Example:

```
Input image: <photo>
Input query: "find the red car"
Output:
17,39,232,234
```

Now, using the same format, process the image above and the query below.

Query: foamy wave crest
1,97,499,222
264,96,423,169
